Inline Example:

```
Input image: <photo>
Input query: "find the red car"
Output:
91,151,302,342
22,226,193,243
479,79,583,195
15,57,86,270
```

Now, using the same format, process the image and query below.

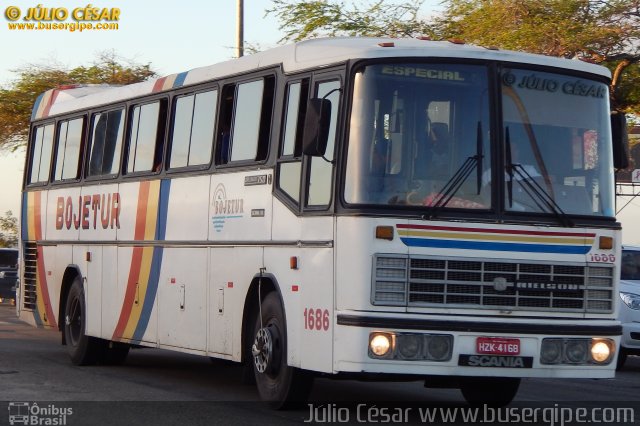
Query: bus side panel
286,247,334,373
157,247,207,351
112,245,158,345
36,245,59,328
109,180,160,345
78,184,119,241
208,171,273,242
85,245,102,337
100,246,118,340
268,200,335,373
208,247,263,358
44,187,81,241
163,176,209,241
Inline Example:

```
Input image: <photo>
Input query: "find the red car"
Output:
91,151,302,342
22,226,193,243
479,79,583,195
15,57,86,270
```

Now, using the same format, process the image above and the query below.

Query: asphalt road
2,302,640,425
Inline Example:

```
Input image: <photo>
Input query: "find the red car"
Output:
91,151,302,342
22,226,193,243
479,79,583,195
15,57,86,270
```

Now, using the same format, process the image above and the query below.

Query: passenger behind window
428,122,450,176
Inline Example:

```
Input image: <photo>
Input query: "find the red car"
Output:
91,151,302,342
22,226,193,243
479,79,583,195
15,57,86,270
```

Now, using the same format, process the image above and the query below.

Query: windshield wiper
423,122,484,220
505,128,573,227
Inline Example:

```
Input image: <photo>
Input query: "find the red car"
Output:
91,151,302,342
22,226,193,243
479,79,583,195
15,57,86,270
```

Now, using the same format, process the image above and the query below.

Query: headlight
565,339,589,364
620,292,640,310
591,340,613,364
540,339,563,364
0,271,5,279
369,333,393,358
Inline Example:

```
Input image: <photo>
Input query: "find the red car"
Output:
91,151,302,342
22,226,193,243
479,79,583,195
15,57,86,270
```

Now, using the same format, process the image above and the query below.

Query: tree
266,0,430,42
268,0,640,114
0,51,156,150
0,211,18,248
433,0,640,113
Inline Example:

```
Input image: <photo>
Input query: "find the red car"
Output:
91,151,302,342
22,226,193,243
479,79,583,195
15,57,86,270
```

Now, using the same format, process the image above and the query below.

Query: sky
0,0,443,218
1,0,639,245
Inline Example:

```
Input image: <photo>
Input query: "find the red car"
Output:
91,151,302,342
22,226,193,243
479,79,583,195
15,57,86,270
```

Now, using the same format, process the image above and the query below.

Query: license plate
476,337,520,355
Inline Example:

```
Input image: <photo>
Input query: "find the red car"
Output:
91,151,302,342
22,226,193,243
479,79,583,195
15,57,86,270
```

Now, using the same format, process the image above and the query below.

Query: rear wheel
251,292,313,409
459,377,520,407
64,277,102,365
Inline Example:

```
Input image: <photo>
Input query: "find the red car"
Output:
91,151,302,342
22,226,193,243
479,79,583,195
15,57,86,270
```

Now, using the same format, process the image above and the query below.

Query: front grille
22,242,37,310
372,255,613,313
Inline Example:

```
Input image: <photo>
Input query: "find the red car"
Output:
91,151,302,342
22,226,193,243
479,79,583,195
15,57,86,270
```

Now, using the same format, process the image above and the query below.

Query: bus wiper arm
510,164,574,227
423,122,484,220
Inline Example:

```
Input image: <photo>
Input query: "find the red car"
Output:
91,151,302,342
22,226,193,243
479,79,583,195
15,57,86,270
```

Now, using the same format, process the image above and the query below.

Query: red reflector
378,42,395,47
448,38,465,45
292,285,299,292
228,282,234,288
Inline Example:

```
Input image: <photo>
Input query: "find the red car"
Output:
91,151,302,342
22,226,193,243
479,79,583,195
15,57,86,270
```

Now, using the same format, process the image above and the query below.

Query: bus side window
126,100,166,174
28,123,54,184
169,89,218,169
277,79,309,204
53,117,85,181
306,79,340,207
88,108,124,177
216,76,274,165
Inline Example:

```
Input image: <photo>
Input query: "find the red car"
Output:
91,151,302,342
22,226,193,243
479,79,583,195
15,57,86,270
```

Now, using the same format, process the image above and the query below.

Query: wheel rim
252,323,281,375
65,295,82,346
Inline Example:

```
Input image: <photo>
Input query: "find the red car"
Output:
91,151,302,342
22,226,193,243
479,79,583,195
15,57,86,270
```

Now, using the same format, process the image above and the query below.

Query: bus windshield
345,63,491,209
501,68,614,217
344,62,615,218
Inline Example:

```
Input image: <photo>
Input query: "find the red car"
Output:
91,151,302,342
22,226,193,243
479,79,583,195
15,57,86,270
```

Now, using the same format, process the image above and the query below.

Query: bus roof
32,37,611,121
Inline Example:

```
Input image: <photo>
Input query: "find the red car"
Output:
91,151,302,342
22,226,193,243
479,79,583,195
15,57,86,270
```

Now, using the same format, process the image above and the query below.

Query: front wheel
459,377,520,407
251,292,313,409
64,277,102,365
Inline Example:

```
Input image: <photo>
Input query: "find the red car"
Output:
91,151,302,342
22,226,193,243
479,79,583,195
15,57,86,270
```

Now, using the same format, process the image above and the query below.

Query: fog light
591,339,613,364
369,333,393,358
426,335,453,361
540,339,563,364
396,334,421,359
565,339,589,364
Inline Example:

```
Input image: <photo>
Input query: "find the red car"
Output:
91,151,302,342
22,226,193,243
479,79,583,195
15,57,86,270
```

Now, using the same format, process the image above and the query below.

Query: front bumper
334,313,620,379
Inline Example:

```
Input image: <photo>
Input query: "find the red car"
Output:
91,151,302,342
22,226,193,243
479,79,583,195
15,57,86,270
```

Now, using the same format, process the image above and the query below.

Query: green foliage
434,0,640,113
0,51,156,150
269,0,640,113
0,211,18,248
266,0,430,42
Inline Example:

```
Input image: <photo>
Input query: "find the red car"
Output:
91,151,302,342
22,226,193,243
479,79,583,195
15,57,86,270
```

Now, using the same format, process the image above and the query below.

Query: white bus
18,37,627,407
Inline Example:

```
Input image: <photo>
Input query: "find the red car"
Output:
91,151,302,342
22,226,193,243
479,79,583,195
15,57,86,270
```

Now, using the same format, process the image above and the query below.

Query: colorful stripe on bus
152,71,188,93
31,89,60,121
22,191,58,328
397,224,595,255
112,179,171,343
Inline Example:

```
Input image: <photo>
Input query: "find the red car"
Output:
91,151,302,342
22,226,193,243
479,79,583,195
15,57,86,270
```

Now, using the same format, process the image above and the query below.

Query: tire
251,292,313,409
63,277,102,366
616,347,627,371
459,377,520,407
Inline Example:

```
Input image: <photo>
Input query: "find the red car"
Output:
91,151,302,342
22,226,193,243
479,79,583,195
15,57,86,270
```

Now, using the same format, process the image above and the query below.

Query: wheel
250,292,313,409
459,377,520,407
63,277,102,365
616,347,627,371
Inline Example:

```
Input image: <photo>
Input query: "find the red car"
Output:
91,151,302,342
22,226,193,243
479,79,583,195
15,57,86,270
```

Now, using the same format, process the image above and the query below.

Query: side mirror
611,112,629,169
302,98,331,157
